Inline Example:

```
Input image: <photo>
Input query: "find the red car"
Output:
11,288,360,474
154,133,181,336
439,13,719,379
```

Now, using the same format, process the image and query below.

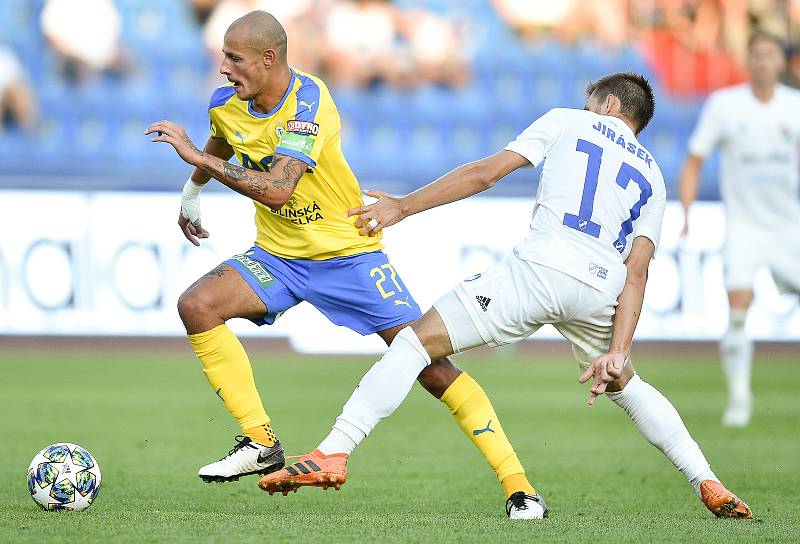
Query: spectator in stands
0,45,38,134
491,0,576,42
321,0,415,88
188,0,224,27
321,0,470,89
493,0,629,51
639,0,746,96
40,0,128,84
398,8,471,87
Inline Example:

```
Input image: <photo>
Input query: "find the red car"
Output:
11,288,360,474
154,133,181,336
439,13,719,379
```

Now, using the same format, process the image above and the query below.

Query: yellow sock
501,473,535,498
440,373,536,498
188,324,275,446
243,423,278,447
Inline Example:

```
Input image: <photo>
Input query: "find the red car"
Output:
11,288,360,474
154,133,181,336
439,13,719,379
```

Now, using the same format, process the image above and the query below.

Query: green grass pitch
1,344,797,543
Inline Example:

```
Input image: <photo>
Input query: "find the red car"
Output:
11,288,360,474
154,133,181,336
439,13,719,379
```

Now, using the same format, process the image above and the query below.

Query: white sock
720,309,753,404
607,374,718,496
317,327,431,456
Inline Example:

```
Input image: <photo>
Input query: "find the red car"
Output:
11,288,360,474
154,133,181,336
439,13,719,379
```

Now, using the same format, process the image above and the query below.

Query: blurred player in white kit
679,31,800,427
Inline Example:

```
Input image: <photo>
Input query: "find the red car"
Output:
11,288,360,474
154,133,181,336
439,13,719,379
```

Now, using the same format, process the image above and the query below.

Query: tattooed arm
196,153,306,210
191,136,235,185
145,119,307,210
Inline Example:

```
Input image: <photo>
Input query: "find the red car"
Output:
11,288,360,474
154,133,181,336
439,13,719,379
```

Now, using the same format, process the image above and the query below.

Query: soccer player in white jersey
679,31,800,427
259,72,753,519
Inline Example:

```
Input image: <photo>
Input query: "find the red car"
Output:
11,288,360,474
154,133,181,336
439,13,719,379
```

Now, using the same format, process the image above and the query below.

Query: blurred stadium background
1,0,798,344
2,2,800,542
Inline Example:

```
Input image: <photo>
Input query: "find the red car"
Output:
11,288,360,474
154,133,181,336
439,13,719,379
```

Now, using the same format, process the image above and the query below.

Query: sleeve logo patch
278,132,314,154
287,120,319,136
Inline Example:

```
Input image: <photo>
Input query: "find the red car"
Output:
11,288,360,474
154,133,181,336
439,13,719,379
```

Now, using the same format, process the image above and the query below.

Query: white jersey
505,108,667,299
688,83,800,231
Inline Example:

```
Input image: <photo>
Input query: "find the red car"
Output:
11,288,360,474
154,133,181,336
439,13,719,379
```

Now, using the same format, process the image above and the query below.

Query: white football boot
722,396,752,427
198,436,285,483
505,492,549,520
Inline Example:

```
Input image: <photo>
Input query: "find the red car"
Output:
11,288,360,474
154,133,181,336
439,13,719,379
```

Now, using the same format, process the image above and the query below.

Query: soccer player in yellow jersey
145,10,545,518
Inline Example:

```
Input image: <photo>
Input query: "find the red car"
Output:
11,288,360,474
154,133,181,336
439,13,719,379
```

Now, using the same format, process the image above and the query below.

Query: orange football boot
258,449,348,495
700,480,753,518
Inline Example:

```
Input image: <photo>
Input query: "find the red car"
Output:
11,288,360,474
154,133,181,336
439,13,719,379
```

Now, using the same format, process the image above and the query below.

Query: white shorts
433,254,618,369
724,224,800,293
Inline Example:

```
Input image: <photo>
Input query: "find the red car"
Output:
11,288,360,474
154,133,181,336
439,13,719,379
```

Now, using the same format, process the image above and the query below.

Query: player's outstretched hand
145,120,203,166
347,189,404,236
178,212,209,246
578,351,628,405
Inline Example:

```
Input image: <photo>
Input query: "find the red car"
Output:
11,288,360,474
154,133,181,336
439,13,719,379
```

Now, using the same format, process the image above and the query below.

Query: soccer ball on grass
27,443,101,511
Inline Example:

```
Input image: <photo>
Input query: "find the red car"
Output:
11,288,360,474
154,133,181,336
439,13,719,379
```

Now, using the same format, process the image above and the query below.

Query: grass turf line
0,348,797,543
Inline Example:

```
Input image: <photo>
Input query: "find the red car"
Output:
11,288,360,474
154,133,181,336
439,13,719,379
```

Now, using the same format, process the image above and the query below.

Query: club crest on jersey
275,126,285,138
287,120,319,136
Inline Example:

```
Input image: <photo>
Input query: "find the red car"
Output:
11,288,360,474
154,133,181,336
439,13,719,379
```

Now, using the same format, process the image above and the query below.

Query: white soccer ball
27,443,102,511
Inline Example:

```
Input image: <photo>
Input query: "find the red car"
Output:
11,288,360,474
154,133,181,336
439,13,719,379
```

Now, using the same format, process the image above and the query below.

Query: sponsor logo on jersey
241,153,274,173
271,199,325,225
278,131,314,155
231,254,275,288
592,120,653,168
234,130,247,144
476,295,491,311
287,120,319,136
588,262,608,280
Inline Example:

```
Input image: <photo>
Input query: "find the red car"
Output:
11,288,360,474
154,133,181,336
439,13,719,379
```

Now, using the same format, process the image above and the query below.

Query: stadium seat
0,0,723,198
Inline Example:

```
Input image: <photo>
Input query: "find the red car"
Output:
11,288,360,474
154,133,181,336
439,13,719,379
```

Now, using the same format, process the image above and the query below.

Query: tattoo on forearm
200,159,251,183
201,154,306,200
223,162,249,181
263,156,306,192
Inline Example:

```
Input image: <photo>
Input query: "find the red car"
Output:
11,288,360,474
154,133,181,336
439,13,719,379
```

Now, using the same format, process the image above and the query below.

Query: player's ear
263,48,275,67
605,94,622,115
603,94,614,114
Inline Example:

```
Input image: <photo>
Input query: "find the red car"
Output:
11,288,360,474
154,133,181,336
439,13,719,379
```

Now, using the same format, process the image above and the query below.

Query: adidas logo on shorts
476,295,491,312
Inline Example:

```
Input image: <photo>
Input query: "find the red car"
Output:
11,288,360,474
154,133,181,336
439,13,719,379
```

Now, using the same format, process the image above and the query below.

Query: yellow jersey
208,68,382,260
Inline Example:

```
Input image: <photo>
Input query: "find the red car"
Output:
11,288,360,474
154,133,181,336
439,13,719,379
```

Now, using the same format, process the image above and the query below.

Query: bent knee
177,288,218,323
417,358,462,399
